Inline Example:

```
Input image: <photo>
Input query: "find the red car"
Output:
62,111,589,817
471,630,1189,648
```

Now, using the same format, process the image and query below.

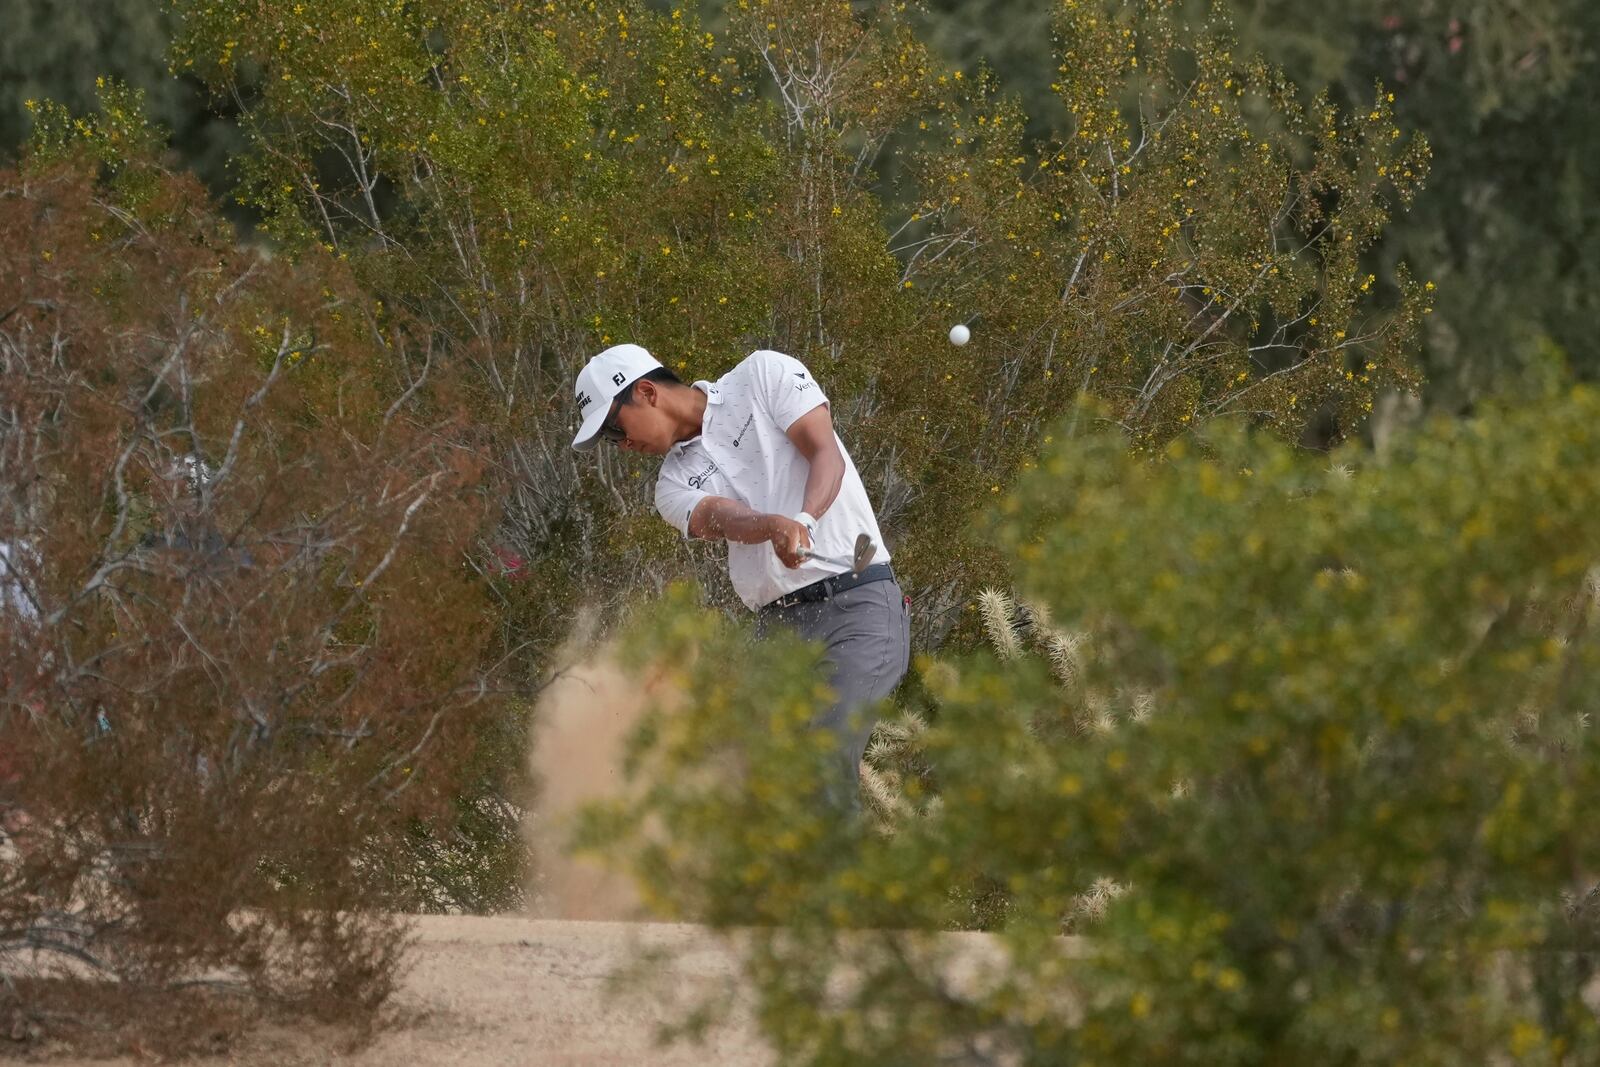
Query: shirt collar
670,381,722,455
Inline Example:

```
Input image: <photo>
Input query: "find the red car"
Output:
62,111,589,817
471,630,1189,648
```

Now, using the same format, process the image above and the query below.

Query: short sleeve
750,349,828,431
655,466,710,539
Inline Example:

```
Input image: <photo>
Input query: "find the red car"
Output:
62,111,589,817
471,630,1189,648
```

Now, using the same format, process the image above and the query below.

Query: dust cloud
525,646,659,921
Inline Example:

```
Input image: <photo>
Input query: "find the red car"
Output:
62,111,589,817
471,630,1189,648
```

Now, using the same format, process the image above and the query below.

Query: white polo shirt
655,350,891,611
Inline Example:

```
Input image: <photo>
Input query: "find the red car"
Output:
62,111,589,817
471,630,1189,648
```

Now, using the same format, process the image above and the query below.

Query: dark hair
616,366,682,405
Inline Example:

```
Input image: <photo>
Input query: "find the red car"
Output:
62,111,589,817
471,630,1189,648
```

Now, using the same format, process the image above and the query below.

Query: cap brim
571,405,609,451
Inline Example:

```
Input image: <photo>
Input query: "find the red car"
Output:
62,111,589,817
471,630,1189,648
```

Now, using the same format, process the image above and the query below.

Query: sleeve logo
686,458,720,489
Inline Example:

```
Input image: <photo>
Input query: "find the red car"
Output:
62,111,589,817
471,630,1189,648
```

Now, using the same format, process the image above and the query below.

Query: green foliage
164,0,1429,654
0,0,169,155
922,0,1600,407
24,80,166,202
1269,0,1600,408
0,0,243,201
592,386,1600,1064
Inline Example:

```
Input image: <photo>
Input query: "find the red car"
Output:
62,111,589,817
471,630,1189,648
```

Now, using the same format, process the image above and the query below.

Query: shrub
590,386,1600,1065
0,137,495,1044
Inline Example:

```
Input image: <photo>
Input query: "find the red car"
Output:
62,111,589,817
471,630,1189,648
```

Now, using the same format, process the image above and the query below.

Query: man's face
607,381,673,456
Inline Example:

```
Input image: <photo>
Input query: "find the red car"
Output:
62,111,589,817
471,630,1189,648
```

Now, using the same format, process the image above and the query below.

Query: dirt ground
18,915,772,1067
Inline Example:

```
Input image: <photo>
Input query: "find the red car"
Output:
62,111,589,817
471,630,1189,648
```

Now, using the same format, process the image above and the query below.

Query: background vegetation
592,386,1600,1064
1,0,1595,1060
0,126,497,1048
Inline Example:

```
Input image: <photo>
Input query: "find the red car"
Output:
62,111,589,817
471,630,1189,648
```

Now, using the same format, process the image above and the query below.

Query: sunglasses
598,398,627,443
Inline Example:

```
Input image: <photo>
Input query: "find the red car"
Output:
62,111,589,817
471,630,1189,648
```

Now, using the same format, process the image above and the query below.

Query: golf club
799,532,878,575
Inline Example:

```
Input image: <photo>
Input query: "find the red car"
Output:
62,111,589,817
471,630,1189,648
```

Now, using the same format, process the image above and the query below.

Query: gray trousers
756,576,911,811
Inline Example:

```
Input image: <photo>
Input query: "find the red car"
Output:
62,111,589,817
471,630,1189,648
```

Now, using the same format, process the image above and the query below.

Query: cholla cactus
1076,690,1114,737
860,711,932,832
1020,596,1089,694
1044,631,1087,691
1070,876,1131,928
1019,597,1054,633
981,588,1091,687
1507,700,1591,761
859,762,904,827
976,588,1156,738
978,588,1023,661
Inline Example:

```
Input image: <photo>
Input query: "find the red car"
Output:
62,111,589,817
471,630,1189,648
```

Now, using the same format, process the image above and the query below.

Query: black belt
763,562,895,611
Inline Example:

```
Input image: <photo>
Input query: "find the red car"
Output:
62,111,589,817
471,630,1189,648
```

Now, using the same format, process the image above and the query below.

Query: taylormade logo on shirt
653,349,891,612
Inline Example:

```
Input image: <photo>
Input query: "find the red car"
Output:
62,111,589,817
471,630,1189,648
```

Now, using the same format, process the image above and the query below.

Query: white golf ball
949,323,971,346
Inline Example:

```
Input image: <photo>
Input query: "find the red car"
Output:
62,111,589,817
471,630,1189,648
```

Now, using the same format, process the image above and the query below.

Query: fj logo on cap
612,372,627,386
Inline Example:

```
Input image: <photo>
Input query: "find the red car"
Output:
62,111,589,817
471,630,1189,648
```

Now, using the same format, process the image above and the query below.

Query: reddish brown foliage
0,162,496,1041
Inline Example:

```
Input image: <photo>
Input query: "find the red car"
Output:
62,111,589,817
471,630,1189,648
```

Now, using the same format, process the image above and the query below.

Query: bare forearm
688,496,775,544
800,442,845,519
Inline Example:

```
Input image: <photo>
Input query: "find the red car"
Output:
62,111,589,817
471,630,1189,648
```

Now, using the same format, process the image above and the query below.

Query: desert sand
25,914,771,1066
18,646,995,1065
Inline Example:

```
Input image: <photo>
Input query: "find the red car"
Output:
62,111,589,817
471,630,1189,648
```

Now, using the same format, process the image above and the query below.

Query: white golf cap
571,343,664,451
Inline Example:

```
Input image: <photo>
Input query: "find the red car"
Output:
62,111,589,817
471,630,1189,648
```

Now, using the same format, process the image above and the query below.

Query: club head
851,533,877,574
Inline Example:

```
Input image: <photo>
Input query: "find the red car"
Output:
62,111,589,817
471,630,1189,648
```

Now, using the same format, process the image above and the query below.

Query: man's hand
765,514,813,569
685,499,817,567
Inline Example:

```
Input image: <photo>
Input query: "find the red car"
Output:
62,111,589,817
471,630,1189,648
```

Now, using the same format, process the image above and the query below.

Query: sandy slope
28,915,771,1067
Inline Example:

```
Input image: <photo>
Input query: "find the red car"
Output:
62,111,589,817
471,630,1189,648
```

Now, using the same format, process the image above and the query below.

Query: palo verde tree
166,0,1431,647
1217,0,1600,408
919,0,1598,408
0,94,497,1046
588,384,1600,1065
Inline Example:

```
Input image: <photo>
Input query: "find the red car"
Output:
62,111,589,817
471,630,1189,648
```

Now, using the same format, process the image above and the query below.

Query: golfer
572,343,910,810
